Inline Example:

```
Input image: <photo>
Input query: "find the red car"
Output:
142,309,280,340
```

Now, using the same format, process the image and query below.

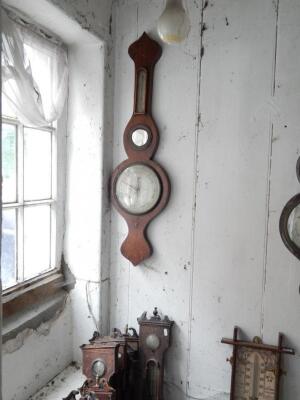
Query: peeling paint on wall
3,297,69,354
49,0,112,40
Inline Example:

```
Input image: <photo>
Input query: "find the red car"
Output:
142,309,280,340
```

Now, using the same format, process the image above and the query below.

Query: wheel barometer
111,33,170,265
279,157,300,262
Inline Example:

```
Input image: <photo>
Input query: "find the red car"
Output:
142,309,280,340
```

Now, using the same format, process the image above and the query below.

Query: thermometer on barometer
250,353,259,400
136,69,147,113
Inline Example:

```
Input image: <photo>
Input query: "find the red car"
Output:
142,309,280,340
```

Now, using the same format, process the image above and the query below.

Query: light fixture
157,0,191,45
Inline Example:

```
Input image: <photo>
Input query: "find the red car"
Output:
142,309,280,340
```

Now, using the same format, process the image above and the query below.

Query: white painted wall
2,1,300,399
110,1,300,399
2,298,73,400
64,40,106,362
0,6,3,397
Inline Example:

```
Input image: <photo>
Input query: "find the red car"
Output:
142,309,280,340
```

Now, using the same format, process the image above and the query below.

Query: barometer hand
136,177,141,193
125,181,139,192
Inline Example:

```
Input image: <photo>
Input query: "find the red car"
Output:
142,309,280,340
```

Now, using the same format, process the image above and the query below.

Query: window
1,8,68,295
2,118,57,290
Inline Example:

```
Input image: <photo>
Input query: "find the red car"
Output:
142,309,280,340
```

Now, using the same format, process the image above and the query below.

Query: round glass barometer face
131,129,149,147
116,164,161,215
91,359,106,378
288,204,300,247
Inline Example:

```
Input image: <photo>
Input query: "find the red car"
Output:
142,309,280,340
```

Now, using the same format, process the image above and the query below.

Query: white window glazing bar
17,122,24,283
51,122,57,269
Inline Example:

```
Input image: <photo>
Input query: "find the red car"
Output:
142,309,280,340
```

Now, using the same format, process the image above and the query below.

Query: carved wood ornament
111,33,170,265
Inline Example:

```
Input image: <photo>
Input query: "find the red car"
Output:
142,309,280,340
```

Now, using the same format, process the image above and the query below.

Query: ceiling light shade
157,0,191,45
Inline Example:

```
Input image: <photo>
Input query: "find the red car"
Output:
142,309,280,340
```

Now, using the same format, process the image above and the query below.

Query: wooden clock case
65,309,173,400
80,330,139,400
138,308,173,400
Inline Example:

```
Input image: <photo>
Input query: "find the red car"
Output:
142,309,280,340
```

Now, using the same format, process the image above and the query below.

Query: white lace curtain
2,9,68,127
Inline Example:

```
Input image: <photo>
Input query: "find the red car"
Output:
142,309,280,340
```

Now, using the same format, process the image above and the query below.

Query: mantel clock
138,308,173,400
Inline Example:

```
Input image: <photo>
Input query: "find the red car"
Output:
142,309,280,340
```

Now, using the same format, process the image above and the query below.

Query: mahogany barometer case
110,33,170,266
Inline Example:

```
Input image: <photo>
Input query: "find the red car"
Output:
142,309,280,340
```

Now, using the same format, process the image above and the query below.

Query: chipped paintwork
49,0,112,40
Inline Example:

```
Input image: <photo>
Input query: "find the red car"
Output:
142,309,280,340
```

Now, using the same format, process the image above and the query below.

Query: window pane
24,205,51,280
1,209,17,289
1,95,18,119
2,123,17,203
24,127,52,200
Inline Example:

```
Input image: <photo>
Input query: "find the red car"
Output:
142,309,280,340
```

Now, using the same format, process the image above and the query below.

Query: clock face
146,333,160,351
91,359,106,378
116,164,161,215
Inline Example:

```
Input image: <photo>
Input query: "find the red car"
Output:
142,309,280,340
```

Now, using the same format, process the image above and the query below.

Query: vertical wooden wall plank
110,0,139,330
188,0,278,397
131,2,202,397
263,0,300,398
110,0,300,398
110,2,202,398
0,4,2,396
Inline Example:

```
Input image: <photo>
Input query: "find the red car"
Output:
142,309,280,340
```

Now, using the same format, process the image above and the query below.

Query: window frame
1,6,69,319
1,101,68,317
2,115,59,290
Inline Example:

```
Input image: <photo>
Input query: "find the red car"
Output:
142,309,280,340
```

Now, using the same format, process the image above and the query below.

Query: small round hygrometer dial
116,164,161,215
91,359,106,378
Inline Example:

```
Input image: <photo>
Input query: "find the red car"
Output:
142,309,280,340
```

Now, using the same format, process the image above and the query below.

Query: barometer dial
116,164,161,215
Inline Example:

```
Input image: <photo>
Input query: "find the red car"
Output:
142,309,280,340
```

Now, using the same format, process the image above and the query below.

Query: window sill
2,271,66,318
2,290,68,343
2,264,76,342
